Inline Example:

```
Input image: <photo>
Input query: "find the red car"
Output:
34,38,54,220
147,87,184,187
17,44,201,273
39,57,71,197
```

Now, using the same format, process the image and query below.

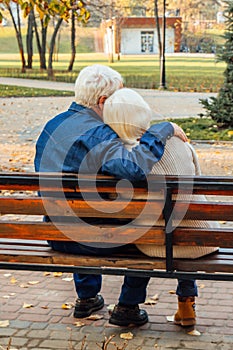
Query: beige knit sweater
133,137,219,259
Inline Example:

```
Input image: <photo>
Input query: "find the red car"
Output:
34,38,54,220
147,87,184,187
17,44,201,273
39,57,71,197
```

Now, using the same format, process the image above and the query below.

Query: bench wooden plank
1,221,233,246
0,197,233,221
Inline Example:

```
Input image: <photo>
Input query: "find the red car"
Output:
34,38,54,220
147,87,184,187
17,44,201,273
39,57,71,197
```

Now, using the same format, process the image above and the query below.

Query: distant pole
159,0,166,89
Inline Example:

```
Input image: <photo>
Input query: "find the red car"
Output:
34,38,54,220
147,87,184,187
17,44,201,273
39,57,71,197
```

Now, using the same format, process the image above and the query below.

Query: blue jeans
48,241,198,303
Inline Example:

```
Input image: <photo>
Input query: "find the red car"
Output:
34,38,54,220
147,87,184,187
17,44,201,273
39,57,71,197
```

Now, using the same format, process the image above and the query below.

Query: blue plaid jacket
34,102,173,181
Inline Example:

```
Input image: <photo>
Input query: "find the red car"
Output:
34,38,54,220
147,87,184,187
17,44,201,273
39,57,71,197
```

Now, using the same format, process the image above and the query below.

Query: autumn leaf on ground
107,304,115,314
198,284,205,289
86,314,103,320
23,303,34,308
74,321,85,327
187,329,201,336
3,273,12,277
166,315,175,322
151,294,159,300
28,281,40,285
144,298,158,305
145,293,159,305
43,272,51,276
10,276,17,284
0,320,9,328
61,302,74,310
62,277,73,282
120,332,134,340
168,290,176,294
19,284,29,288
53,272,63,277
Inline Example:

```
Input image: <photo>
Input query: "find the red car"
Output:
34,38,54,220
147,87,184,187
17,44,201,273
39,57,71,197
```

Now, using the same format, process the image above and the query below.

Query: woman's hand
170,122,188,142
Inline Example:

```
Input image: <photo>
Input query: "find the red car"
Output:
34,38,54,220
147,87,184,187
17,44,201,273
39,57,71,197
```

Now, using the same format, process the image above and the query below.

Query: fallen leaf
86,314,103,320
10,276,17,284
23,303,34,308
74,321,85,327
144,298,158,305
43,272,51,276
3,273,12,277
28,281,40,285
120,332,134,340
62,277,73,282
107,304,115,314
166,315,175,322
61,303,74,310
19,284,29,288
41,306,49,309
151,294,159,301
168,290,176,294
198,284,205,289
53,272,63,277
0,320,10,328
2,295,10,299
187,329,201,336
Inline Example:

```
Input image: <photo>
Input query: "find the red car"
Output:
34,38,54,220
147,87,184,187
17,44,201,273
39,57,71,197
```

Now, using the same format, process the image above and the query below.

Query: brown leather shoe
73,294,104,318
109,304,148,326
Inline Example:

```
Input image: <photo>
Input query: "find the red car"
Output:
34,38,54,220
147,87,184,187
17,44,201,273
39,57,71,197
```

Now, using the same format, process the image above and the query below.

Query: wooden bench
0,172,233,282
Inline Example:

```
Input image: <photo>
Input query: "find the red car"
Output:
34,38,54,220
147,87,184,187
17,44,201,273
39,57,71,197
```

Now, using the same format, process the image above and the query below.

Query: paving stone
29,322,48,330
10,320,32,329
39,339,73,349
27,330,51,339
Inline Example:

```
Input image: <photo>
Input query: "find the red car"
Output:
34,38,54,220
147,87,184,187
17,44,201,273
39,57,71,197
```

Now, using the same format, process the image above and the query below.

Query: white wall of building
104,27,175,55
122,28,174,54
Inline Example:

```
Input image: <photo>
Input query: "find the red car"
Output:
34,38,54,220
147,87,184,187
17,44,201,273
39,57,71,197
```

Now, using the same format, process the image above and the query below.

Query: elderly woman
103,87,218,328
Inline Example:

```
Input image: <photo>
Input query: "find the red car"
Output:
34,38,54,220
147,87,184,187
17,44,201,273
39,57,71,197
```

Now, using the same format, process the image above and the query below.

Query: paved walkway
0,79,233,349
0,77,217,119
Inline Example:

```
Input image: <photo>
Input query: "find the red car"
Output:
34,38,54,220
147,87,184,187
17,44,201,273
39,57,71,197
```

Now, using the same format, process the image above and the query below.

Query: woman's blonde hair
103,88,152,147
74,64,123,108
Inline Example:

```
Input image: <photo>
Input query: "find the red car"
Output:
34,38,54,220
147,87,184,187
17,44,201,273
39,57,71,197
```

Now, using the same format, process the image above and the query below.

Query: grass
160,117,233,141
0,53,226,92
0,26,96,54
0,84,73,97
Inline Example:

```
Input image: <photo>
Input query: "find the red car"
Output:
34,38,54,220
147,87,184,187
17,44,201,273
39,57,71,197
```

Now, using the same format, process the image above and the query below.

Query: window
141,31,154,53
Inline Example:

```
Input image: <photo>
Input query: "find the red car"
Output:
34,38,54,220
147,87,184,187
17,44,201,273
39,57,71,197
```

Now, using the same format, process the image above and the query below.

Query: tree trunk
31,11,44,70
8,3,26,73
26,11,34,69
68,11,76,72
48,17,63,76
41,21,47,70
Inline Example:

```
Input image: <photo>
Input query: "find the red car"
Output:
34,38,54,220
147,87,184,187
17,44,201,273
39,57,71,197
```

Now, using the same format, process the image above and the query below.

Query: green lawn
0,53,226,92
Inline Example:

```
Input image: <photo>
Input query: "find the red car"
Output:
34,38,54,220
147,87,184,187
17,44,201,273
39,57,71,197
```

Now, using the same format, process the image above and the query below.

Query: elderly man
34,64,187,327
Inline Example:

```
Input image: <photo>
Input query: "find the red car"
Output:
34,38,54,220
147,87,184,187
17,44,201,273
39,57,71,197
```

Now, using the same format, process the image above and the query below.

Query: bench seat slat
1,221,233,246
0,246,232,274
0,197,233,222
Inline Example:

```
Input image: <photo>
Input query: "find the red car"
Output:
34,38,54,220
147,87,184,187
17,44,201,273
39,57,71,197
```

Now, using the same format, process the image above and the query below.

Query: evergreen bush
200,0,233,128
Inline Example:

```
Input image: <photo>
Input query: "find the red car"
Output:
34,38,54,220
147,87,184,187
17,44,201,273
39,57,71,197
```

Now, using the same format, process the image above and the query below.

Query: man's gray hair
74,64,123,108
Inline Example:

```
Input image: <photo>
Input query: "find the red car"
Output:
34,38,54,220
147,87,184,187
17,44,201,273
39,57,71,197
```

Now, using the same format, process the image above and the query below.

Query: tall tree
200,0,233,127
26,10,34,68
0,0,26,72
68,10,76,71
